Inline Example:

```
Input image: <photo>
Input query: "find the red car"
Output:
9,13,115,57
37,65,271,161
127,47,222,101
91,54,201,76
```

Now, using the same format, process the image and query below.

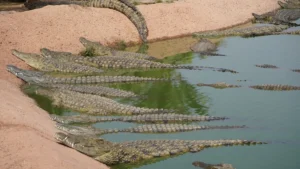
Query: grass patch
79,46,97,57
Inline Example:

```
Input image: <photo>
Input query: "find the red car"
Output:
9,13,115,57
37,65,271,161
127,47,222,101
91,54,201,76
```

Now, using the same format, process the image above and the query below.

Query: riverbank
0,0,279,168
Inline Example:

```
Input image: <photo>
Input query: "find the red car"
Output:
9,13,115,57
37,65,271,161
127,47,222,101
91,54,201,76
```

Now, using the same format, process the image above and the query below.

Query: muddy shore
0,1,279,169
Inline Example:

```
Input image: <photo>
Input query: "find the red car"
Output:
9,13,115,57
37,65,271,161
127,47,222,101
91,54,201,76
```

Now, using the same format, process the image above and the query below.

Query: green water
25,27,300,169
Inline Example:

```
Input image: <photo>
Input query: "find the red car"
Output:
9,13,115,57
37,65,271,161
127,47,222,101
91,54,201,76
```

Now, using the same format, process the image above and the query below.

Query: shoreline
0,1,280,169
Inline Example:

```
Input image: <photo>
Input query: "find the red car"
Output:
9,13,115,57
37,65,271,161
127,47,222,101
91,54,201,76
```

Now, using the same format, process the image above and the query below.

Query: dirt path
0,1,279,169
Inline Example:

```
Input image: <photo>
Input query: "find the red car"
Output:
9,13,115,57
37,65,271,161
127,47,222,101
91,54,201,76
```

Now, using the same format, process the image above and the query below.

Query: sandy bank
0,80,109,169
0,0,279,169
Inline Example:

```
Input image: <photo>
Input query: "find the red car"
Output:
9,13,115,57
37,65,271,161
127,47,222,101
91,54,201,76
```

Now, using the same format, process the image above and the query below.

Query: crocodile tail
85,0,148,42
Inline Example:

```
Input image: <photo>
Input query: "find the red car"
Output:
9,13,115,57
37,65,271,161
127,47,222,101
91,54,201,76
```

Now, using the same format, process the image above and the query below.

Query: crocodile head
55,132,114,157
40,48,73,60
6,65,45,84
12,49,43,69
79,37,112,56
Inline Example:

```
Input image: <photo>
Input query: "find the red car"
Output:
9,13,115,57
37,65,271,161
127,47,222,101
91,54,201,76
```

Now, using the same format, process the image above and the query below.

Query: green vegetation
79,46,98,57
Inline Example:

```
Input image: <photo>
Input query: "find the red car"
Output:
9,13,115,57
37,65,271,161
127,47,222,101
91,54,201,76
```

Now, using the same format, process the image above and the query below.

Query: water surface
25,27,300,169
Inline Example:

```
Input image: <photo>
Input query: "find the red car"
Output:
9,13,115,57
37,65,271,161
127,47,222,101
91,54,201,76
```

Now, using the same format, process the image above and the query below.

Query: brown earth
0,1,279,169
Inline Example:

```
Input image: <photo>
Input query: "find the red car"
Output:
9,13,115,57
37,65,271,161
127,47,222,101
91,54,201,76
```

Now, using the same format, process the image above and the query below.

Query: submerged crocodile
252,9,300,25
79,37,157,60
192,161,235,169
12,49,104,74
190,39,225,56
278,0,300,9
292,69,300,72
197,82,241,89
250,84,300,91
7,65,167,84
55,132,266,164
50,114,228,124
196,82,300,91
255,64,279,69
193,25,290,38
56,123,246,135
36,88,173,115
35,83,137,98
24,0,148,42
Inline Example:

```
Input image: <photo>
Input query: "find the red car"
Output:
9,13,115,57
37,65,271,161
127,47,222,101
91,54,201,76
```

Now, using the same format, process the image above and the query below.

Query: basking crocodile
12,49,104,74
278,0,300,9
55,123,246,135
37,83,137,98
42,41,237,73
192,161,235,169
24,0,148,42
79,37,157,60
255,64,279,69
36,88,173,115
55,132,266,164
193,25,290,38
73,55,238,73
190,39,225,56
50,114,228,124
197,82,241,89
252,9,300,25
250,84,300,91
7,65,167,84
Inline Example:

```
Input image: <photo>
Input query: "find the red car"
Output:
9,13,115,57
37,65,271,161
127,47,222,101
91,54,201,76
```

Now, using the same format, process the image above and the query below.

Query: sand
0,0,279,169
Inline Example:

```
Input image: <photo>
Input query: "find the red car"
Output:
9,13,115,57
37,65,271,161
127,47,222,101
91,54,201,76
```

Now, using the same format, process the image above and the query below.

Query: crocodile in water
50,114,228,124
35,88,174,115
193,25,290,38
34,83,137,98
197,82,241,89
249,84,300,91
55,132,266,165
192,161,235,169
190,39,225,56
55,123,246,135
255,64,279,69
6,65,167,84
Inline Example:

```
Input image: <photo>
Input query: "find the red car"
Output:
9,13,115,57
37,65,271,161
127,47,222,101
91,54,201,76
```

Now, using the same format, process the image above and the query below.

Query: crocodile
40,45,237,73
7,65,167,84
292,69,300,72
55,123,246,135
193,25,290,38
50,114,228,124
55,132,266,165
12,49,104,74
278,0,300,9
255,64,279,69
190,39,225,56
36,88,173,115
192,161,235,169
197,82,241,89
250,84,300,91
24,0,148,42
79,37,157,60
36,83,137,98
252,9,300,26
269,29,300,35
73,55,238,73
